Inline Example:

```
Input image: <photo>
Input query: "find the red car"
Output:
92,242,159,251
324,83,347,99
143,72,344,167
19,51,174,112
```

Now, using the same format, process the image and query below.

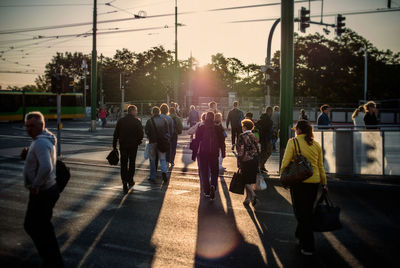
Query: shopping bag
56,160,70,193
144,142,150,160
312,191,342,232
106,148,119,165
229,169,244,195
255,173,267,191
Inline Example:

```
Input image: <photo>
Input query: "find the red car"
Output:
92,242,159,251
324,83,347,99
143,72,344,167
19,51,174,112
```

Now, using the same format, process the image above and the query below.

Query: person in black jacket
113,105,144,193
195,111,226,200
256,106,273,174
226,101,244,151
363,101,379,129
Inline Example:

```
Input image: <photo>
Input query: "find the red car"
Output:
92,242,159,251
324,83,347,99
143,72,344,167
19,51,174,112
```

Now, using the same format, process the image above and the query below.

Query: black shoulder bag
312,191,342,232
56,160,70,193
280,138,313,187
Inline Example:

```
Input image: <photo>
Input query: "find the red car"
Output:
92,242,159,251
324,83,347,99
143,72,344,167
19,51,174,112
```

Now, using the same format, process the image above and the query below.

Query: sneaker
243,199,251,206
122,183,128,194
162,172,168,183
231,145,235,150
300,249,314,256
260,167,268,173
210,185,216,200
128,180,135,189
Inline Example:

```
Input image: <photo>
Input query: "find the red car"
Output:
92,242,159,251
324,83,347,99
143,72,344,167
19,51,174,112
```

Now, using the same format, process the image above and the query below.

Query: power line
0,0,317,35
0,2,108,8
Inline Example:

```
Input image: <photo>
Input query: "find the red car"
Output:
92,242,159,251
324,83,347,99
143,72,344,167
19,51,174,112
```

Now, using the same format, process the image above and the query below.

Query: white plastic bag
255,173,267,191
144,142,150,160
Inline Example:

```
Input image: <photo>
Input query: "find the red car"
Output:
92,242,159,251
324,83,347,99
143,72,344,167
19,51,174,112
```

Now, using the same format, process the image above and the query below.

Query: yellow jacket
280,134,327,185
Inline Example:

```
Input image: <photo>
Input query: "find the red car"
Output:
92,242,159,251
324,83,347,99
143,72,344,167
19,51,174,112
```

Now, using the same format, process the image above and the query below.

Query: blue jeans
149,143,167,179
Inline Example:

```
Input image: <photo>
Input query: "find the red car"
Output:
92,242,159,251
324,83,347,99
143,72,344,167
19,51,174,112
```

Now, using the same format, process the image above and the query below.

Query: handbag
229,169,245,195
56,160,70,193
150,118,169,153
144,142,150,160
107,148,119,165
255,173,267,191
280,138,313,187
312,191,342,232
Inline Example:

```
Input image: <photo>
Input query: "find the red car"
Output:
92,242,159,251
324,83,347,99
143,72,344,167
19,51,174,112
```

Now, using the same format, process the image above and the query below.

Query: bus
0,91,85,121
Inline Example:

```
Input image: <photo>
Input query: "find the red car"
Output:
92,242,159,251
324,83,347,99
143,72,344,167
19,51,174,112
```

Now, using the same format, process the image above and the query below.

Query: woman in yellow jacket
280,120,327,256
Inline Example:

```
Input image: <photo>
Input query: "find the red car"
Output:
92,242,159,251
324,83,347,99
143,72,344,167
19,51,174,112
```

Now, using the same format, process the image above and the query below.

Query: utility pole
363,46,368,102
100,54,104,107
82,59,88,116
280,0,294,160
120,72,125,119
90,0,97,131
174,0,179,102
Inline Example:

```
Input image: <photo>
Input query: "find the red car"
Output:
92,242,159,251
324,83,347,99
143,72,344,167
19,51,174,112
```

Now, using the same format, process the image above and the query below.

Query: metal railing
310,125,400,176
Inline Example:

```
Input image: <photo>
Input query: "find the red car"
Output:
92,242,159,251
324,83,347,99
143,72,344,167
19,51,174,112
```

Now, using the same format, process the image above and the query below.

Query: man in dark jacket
317,104,331,128
145,106,169,182
196,112,226,200
226,101,244,150
256,106,274,174
113,105,144,193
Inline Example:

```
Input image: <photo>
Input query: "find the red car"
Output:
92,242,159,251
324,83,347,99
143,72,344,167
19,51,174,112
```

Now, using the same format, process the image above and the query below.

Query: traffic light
336,14,346,37
300,7,310,33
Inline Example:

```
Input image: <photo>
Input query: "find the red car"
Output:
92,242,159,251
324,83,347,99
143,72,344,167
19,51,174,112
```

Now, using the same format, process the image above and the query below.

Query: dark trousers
231,126,242,145
120,147,138,184
290,183,319,252
170,134,178,165
24,185,63,268
259,141,273,169
198,153,219,194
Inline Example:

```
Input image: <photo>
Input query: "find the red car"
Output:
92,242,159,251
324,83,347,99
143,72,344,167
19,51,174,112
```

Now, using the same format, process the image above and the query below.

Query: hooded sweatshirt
24,129,57,190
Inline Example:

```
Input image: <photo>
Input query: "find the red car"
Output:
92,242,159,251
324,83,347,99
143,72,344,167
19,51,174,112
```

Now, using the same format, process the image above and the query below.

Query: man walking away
169,107,183,167
256,106,274,174
226,101,244,150
113,105,144,194
317,104,331,128
271,106,280,151
159,103,174,164
145,107,169,182
22,111,63,267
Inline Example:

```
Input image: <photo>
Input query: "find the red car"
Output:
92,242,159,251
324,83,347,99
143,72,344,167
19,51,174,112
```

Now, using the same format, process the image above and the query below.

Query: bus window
0,94,21,112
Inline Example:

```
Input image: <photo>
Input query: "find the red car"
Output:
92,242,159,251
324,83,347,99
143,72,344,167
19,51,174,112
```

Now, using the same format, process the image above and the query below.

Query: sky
0,0,399,89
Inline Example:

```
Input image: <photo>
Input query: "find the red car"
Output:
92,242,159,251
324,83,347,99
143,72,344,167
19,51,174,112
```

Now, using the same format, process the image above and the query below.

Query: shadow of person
194,175,266,267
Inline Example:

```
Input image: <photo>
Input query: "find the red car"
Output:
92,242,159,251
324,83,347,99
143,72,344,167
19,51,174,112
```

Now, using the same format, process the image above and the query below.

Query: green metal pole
174,0,179,102
90,0,97,131
280,0,294,160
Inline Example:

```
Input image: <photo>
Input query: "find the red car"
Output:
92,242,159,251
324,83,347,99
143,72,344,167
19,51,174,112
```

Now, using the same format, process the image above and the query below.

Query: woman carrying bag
280,120,327,256
236,119,259,206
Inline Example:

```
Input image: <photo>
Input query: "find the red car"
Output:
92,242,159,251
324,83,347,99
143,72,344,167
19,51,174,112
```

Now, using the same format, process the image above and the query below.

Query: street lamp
359,45,368,102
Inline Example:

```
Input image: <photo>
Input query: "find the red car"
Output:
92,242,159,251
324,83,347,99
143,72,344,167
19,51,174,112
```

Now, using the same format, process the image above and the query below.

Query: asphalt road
0,120,400,268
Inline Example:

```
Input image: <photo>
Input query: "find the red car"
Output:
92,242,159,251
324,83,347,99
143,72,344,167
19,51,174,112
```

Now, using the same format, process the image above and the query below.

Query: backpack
56,160,70,193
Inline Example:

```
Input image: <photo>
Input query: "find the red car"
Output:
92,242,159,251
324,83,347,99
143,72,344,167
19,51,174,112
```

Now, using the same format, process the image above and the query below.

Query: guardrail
309,125,400,176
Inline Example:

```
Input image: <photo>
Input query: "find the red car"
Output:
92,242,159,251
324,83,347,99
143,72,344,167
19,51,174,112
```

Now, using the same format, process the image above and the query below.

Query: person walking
317,104,331,128
113,105,144,194
99,106,108,128
280,120,327,256
22,111,63,267
299,109,309,121
256,106,274,174
195,111,226,200
226,101,244,151
187,105,200,128
160,103,174,165
236,119,259,207
145,107,169,182
215,112,227,171
271,106,280,150
169,107,183,167
352,105,365,129
363,101,379,129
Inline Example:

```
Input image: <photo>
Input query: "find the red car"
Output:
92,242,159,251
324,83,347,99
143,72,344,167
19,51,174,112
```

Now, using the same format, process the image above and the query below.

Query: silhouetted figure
169,107,183,167
317,104,331,128
256,106,274,174
160,103,174,165
226,101,244,150
364,101,379,129
113,105,144,193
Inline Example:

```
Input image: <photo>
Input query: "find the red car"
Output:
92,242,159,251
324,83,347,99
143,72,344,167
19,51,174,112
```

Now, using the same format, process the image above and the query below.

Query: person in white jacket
22,111,63,267
352,105,365,129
